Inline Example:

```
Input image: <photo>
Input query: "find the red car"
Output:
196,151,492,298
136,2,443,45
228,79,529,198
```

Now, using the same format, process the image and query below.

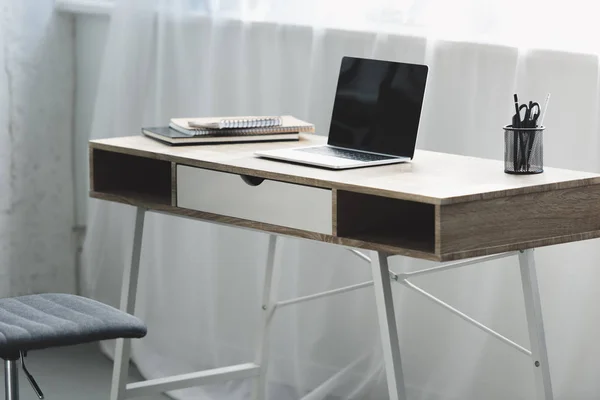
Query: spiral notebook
169,115,314,137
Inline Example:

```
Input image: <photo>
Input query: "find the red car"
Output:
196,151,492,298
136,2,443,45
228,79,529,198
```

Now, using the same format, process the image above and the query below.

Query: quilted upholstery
0,293,146,357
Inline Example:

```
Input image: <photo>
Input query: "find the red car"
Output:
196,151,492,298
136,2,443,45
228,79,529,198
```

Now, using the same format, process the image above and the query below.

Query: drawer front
177,165,332,234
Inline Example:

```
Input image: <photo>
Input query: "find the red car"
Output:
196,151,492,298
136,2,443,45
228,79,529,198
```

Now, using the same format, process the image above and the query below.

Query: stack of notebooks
142,115,314,145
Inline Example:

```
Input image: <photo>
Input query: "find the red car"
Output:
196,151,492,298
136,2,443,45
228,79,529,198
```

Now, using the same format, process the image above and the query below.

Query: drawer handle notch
240,175,265,186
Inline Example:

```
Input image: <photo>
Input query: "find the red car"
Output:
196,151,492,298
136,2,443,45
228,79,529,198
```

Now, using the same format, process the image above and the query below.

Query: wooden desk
91,134,600,400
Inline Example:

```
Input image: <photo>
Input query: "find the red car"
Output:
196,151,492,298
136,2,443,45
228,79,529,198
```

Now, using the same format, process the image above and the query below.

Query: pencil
537,93,551,128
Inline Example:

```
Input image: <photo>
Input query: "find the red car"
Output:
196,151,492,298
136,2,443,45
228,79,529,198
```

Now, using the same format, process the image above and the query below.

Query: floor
13,343,168,400
13,344,343,400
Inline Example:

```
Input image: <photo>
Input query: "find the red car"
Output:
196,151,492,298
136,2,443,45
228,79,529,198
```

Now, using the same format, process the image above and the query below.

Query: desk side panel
439,184,600,260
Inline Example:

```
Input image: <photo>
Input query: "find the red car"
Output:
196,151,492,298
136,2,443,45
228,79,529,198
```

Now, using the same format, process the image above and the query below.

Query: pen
513,94,521,129
537,93,551,128
512,94,520,170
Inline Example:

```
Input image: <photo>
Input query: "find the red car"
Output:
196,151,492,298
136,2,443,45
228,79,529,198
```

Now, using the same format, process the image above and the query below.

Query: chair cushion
0,293,146,357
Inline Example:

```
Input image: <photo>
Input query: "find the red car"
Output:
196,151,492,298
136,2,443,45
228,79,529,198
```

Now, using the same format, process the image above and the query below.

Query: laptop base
256,146,408,170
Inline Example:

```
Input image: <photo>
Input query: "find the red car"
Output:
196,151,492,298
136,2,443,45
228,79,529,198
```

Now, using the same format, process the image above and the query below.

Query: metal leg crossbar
347,248,554,400
348,249,531,356
111,207,553,400
400,279,531,356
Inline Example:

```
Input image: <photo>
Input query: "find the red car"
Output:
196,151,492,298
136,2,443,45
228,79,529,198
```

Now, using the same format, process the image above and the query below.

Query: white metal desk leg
110,207,146,400
519,249,554,400
371,251,407,400
252,235,279,400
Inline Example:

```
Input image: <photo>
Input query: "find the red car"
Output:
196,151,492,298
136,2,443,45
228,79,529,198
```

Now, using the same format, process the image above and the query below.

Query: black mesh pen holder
504,125,544,174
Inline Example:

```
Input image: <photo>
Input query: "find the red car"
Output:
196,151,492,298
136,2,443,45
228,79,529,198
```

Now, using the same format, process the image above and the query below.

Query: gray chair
0,293,146,400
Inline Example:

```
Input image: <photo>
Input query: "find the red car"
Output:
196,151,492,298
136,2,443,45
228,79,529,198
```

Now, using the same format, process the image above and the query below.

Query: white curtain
0,1,75,297
83,1,600,399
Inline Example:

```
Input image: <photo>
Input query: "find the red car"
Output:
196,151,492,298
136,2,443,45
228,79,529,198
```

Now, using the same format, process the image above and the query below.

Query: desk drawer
177,165,332,234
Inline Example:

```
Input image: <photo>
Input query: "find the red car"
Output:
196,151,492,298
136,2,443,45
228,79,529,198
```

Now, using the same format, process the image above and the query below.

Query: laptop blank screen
327,57,428,159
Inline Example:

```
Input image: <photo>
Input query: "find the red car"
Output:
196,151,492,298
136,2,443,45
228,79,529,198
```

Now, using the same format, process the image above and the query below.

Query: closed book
169,115,314,136
141,127,299,145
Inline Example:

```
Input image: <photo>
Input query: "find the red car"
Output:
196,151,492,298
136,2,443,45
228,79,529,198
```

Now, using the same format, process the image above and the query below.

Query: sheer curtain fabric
83,1,600,399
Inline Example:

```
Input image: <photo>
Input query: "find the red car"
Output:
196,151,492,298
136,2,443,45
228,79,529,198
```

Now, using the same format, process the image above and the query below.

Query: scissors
518,101,540,128
511,95,542,171
516,101,541,171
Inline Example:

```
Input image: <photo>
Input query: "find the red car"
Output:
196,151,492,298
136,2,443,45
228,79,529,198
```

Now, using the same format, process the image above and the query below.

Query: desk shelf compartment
90,149,173,206
335,190,436,255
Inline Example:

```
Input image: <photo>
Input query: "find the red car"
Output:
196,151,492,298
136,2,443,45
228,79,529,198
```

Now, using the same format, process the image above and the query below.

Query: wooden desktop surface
91,134,600,204
90,134,600,261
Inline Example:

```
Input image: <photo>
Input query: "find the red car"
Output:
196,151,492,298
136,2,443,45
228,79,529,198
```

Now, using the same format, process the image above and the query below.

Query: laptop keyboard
296,146,396,162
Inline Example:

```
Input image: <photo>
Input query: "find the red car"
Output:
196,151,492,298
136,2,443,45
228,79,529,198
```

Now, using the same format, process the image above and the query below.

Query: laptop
255,56,429,169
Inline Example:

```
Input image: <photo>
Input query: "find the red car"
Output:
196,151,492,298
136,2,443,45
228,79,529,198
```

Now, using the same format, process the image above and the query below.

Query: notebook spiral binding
212,117,282,129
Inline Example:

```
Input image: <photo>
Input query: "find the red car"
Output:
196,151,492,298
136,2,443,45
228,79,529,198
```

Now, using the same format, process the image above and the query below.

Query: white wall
0,1,76,295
